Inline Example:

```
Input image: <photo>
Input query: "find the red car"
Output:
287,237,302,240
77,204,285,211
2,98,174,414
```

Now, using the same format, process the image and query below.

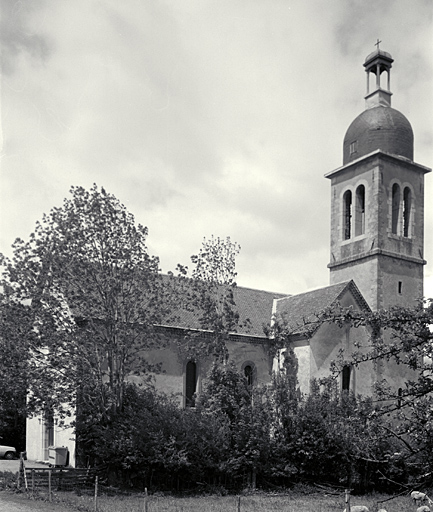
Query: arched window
43,406,54,460
354,185,365,236
342,365,351,391
244,365,254,387
403,187,411,237
343,190,352,240
391,183,400,235
185,361,197,407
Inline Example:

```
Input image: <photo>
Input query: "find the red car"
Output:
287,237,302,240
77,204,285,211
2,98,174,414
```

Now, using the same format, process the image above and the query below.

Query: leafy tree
197,363,273,488
1,186,247,483
263,306,412,491
315,299,433,487
198,362,252,424
0,184,175,424
176,236,241,363
0,297,33,451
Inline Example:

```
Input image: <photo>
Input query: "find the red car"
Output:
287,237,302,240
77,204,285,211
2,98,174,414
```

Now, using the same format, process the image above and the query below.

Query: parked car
0,444,17,460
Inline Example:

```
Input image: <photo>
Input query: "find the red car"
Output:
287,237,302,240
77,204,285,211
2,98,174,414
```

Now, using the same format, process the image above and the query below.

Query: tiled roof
275,280,369,336
67,270,287,338
163,282,287,338
69,269,370,341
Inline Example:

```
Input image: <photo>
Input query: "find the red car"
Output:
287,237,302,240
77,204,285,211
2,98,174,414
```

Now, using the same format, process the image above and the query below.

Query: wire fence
21,467,98,497
13,469,353,512
13,462,417,512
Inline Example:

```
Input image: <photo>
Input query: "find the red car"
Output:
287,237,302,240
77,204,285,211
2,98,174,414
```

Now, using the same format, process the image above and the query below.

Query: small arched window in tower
391,183,401,235
185,361,197,407
342,365,351,392
355,185,365,236
244,364,254,387
343,190,352,240
403,187,411,237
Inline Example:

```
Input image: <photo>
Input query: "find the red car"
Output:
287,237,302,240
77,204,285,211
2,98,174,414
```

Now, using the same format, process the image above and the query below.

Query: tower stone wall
327,48,430,311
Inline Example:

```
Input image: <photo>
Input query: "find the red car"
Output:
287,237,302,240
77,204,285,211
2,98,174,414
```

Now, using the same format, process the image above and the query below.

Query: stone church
26,48,430,467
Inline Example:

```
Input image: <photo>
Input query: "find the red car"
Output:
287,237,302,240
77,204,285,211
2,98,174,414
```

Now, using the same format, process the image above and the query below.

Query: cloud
1,0,432,300
0,0,51,75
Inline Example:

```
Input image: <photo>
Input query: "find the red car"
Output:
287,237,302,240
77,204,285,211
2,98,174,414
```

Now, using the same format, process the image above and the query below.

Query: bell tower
326,47,431,311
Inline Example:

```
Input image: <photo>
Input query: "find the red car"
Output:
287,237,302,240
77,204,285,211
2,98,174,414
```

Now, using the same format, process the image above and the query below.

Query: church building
26,47,430,467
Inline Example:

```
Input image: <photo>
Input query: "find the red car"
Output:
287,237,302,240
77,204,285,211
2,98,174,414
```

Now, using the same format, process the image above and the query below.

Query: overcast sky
1,0,432,300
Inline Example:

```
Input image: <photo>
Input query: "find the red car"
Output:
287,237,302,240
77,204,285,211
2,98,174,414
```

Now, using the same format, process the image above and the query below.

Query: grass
52,488,420,512
1,474,426,512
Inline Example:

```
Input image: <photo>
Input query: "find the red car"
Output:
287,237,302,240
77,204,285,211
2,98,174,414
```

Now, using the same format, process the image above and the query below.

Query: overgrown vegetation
65,363,425,493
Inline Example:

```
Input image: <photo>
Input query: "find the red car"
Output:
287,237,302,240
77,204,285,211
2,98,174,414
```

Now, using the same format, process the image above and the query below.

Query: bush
75,372,405,493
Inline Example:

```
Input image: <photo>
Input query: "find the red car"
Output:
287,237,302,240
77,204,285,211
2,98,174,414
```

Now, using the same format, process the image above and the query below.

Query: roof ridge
275,281,350,302
160,273,289,297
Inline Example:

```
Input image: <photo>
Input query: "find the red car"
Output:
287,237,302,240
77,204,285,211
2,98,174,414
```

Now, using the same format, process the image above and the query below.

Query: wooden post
143,487,148,512
17,456,24,489
94,475,98,512
251,469,256,490
48,470,52,502
31,469,35,497
23,460,28,491
58,467,63,491
237,495,241,512
345,488,351,512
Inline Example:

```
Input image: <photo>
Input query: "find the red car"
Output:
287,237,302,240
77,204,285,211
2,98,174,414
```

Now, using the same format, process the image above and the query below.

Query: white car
0,444,17,460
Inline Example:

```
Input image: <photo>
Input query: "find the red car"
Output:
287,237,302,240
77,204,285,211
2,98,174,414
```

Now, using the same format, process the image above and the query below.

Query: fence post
94,475,98,512
143,487,148,512
237,495,241,512
345,488,351,512
17,456,24,489
31,469,35,497
48,470,52,502
23,460,28,491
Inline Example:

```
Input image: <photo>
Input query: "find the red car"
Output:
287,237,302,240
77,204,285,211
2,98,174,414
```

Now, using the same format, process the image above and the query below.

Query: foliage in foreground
318,299,433,487
72,362,410,493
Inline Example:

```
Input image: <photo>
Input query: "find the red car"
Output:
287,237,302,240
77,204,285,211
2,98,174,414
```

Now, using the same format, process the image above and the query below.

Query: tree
317,299,433,487
197,362,273,489
0,184,175,424
0,296,34,451
176,236,241,363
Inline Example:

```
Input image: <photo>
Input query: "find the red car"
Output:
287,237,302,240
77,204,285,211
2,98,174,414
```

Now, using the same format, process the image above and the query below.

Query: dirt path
0,460,48,473
0,492,74,511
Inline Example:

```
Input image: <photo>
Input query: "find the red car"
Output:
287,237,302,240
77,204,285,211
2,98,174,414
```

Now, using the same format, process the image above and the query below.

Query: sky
1,0,432,300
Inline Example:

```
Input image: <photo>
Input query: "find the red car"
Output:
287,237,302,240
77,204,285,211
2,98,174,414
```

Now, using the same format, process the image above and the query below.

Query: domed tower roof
343,45,414,165
343,106,414,164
